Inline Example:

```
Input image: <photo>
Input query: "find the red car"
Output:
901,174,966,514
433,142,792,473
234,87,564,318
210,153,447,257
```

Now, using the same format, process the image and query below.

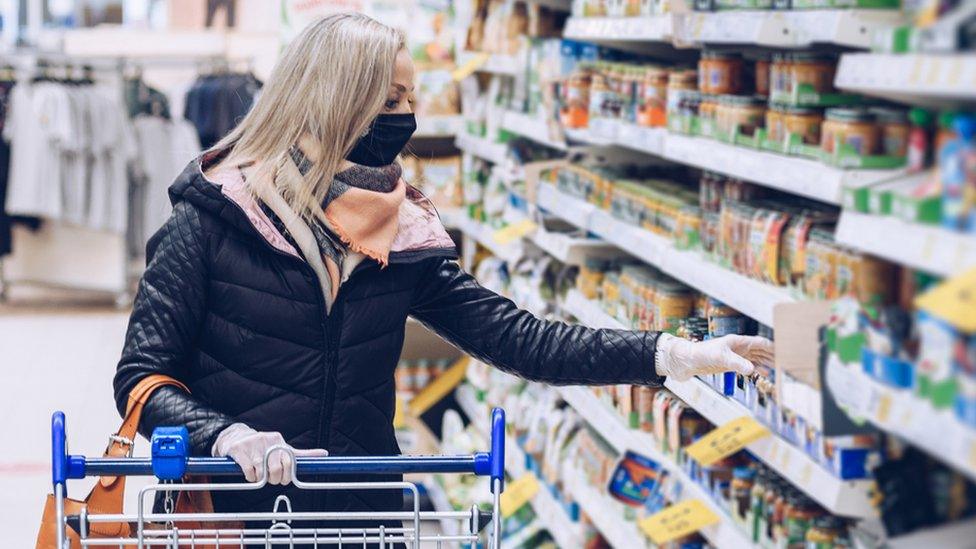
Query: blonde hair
213,13,405,220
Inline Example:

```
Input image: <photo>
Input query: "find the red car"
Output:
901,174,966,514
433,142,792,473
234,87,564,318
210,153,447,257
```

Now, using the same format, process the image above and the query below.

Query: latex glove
655,333,774,382
212,423,329,484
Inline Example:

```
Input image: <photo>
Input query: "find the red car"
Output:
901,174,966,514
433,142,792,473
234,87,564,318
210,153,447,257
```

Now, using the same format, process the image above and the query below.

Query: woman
114,12,771,537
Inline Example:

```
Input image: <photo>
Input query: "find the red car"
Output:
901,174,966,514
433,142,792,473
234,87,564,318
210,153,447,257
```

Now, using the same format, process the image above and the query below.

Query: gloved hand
212,423,329,484
655,333,774,382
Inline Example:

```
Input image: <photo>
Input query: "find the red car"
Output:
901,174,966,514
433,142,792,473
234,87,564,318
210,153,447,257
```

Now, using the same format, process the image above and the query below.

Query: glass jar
754,52,771,97
700,50,743,95
805,515,847,549
765,103,788,144
783,106,824,145
727,95,767,137
789,53,836,99
871,107,910,157
770,53,789,99
638,67,669,127
821,108,879,155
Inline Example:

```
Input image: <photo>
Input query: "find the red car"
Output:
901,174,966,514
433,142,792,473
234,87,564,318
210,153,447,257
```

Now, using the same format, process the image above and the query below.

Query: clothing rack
0,51,250,305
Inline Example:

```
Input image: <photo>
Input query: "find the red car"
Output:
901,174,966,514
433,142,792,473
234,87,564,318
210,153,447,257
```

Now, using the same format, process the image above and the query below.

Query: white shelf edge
835,210,976,278
665,376,876,519
564,460,652,548
455,215,524,264
500,110,567,150
558,386,755,549
563,15,674,43
455,132,509,165
836,53,976,106
414,115,462,138
826,358,976,485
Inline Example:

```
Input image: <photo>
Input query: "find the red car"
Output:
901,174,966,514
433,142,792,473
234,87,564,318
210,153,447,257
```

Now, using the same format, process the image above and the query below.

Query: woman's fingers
722,349,756,377
293,448,330,457
228,448,259,482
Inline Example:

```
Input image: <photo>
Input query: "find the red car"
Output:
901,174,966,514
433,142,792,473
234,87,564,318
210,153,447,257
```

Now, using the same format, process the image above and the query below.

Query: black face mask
345,113,417,167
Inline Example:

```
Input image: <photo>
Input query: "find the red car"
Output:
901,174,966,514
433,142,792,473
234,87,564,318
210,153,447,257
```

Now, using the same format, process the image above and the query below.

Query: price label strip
500,474,540,518
639,499,720,544
685,416,771,466
493,219,539,246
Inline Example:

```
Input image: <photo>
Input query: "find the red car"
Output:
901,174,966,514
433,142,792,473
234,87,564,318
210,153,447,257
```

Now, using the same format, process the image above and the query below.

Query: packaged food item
782,106,823,146
699,50,743,95
770,53,789,100
606,450,664,507
805,515,847,548
871,107,910,157
561,64,593,128
788,53,836,101
765,103,787,144
722,95,766,138
822,108,879,156
754,53,771,97
939,114,976,231
637,66,669,127
907,107,934,172
784,494,823,545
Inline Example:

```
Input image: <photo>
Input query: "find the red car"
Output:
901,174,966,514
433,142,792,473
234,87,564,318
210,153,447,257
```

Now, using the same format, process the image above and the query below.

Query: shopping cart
48,408,506,548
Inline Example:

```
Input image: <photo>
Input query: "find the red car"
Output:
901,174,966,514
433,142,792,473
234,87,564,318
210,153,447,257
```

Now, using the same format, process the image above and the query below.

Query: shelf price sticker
638,499,719,544
685,416,771,466
493,219,538,246
452,52,490,81
500,474,540,518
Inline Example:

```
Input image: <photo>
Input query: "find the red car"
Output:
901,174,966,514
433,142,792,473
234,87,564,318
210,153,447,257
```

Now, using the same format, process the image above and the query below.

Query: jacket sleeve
410,258,664,386
113,202,236,455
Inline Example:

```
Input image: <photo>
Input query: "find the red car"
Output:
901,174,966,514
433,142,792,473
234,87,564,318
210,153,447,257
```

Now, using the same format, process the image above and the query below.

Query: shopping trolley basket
47,408,506,548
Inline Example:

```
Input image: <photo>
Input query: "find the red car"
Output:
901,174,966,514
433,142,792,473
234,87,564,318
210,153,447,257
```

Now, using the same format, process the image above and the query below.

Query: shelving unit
563,15,674,44
564,461,652,548
414,114,462,138
835,210,976,278
500,109,567,150
664,376,876,518
455,132,509,165
454,215,525,264
674,9,903,49
537,183,795,326
836,53,976,106
826,357,976,484
456,383,584,547
562,288,626,330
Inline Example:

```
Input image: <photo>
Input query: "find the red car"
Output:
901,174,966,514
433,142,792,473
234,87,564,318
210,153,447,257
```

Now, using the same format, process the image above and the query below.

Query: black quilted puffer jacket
113,152,663,516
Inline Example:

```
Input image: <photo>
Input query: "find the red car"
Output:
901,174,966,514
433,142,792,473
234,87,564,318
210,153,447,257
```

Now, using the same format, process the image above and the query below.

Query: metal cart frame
49,409,506,548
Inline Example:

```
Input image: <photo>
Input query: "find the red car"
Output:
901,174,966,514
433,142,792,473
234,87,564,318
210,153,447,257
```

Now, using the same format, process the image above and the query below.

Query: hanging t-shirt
61,86,92,226
87,87,136,234
3,82,73,219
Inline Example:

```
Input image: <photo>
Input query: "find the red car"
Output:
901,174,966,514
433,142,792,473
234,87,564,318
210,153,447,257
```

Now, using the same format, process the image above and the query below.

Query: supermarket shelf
835,210,976,278
454,214,525,264
562,289,627,330
565,461,650,548
455,132,509,164
425,476,461,536
836,53,976,107
458,383,585,547
663,133,901,205
665,376,876,518
887,518,976,549
675,9,903,49
415,115,462,138
501,109,567,150
826,357,976,484
563,16,674,43
529,230,623,266
538,183,796,326
558,386,755,548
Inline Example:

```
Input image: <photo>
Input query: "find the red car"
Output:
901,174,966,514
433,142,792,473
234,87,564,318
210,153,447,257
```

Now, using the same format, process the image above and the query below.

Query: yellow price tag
409,357,470,417
492,219,538,245
876,393,892,424
915,267,976,333
500,474,540,517
452,52,490,81
638,499,719,544
685,417,771,466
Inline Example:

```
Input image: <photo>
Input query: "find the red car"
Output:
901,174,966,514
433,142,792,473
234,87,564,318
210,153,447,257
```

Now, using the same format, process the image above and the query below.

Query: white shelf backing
558,386,753,548
537,183,794,325
500,110,567,150
664,133,901,205
415,115,462,138
563,16,674,43
675,9,904,49
455,132,509,165
665,376,876,518
836,53,976,106
835,211,976,278
826,358,976,484
562,289,627,330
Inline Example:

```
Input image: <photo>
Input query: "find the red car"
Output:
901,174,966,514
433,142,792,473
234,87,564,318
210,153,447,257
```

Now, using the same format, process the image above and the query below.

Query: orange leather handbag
35,374,225,549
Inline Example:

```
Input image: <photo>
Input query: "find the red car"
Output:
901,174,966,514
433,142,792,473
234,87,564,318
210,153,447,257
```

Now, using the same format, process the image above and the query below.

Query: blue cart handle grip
51,411,67,486
489,407,505,493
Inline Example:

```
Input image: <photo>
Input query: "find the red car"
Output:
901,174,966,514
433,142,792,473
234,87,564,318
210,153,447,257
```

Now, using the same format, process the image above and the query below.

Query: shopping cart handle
52,408,507,488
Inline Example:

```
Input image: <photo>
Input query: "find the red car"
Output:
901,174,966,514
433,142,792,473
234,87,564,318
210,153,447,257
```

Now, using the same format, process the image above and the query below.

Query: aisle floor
0,308,145,547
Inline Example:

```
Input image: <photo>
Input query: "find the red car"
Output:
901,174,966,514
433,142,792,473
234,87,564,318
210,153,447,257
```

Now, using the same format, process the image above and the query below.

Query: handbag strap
88,374,190,518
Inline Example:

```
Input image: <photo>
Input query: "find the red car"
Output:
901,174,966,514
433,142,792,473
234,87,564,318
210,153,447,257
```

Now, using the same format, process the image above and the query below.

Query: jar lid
908,106,933,126
826,107,873,122
702,50,739,60
869,107,908,124
791,52,832,63
785,106,822,116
